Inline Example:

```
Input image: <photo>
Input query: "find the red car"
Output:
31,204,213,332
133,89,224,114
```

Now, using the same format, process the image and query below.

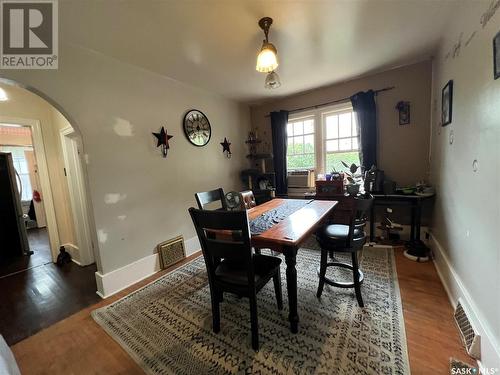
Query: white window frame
286,114,317,171
286,102,358,174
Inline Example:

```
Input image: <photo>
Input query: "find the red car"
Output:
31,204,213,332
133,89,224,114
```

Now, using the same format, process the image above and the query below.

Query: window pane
352,113,357,136
352,137,359,150
287,137,293,155
339,113,352,137
326,151,360,174
304,134,314,153
287,154,314,170
339,138,351,151
293,121,303,136
326,115,338,139
326,139,338,152
287,123,293,136
293,136,304,153
303,119,314,134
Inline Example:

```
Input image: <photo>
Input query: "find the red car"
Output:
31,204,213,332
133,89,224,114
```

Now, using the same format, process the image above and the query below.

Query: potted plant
342,161,361,195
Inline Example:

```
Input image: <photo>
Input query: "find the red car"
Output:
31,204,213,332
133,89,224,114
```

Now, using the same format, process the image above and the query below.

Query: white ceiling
60,0,456,103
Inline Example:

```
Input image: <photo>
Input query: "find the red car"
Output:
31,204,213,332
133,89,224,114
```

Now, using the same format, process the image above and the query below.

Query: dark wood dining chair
195,188,227,210
188,207,283,350
239,190,257,210
315,194,374,307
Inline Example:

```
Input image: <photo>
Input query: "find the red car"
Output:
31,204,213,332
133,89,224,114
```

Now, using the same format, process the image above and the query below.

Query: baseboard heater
454,299,481,359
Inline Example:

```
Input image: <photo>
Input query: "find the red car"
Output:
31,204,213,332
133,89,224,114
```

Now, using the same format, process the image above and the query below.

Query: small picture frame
441,80,453,126
157,235,185,270
494,31,500,80
396,101,411,125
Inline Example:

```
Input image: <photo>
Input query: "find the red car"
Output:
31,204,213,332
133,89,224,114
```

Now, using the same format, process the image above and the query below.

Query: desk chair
315,194,374,307
195,188,227,210
189,208,283,350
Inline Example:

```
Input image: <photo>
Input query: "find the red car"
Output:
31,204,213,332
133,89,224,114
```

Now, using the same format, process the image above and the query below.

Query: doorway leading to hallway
0,82,101,345
0,127,52,277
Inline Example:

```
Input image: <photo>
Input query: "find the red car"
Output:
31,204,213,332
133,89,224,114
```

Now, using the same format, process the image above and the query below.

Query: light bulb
265,71,281,89
256,42,278,73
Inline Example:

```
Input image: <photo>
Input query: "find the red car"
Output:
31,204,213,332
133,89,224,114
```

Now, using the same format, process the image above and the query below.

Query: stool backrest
347,194,374,245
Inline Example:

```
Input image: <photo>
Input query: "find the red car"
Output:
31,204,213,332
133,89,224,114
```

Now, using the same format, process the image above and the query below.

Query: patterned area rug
92,240,410,375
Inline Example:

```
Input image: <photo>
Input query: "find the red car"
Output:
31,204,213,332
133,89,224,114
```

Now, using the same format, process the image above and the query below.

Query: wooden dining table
247,198,338,333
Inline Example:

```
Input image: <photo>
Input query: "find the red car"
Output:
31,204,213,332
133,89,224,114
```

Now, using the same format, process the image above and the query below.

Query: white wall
0,43,251,281
430,1,500,368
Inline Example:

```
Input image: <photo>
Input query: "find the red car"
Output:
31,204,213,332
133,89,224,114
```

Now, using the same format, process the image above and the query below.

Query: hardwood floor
0,228,52,278
10,249,474,374
0,260,100,345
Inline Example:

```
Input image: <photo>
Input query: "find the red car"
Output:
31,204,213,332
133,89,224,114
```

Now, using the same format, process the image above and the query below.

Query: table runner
250,200,311,235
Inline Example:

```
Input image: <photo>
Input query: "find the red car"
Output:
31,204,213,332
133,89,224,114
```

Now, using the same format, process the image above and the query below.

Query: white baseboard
184,236,201,257
95,236,200,299
429,234,500,370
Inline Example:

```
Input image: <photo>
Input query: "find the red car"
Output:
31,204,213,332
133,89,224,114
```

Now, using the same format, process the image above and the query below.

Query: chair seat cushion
316,224,366,251
321,224,365,240
215,254,281,286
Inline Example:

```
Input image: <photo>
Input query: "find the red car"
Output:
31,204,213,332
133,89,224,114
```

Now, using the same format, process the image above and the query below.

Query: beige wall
430,1,500,367
0,43,251,275
250,61,432,186
0,84,77,248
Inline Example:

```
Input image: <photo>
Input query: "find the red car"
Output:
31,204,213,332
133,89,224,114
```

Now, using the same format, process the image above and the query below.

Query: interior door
24,150,47,228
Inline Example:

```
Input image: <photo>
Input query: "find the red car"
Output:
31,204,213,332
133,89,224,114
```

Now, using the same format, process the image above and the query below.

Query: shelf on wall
245,139,262,144
246,153,273,160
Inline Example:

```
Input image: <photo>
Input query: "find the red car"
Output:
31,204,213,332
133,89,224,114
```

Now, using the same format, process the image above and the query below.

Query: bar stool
315,194,374,307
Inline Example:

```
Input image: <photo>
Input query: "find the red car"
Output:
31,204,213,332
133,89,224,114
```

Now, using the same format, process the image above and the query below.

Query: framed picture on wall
494,31,500,80
441,80,453,126
396,101,411,125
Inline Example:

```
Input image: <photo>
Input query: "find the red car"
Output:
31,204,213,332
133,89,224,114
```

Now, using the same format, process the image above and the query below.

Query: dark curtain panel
350,90,377,170
270,110,289,195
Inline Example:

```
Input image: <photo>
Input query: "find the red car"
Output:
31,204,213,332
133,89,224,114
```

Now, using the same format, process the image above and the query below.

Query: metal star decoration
152,126,173,158
220,137,231,158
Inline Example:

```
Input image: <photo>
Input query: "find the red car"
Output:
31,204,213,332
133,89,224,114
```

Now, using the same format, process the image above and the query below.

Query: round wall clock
183,110,211,147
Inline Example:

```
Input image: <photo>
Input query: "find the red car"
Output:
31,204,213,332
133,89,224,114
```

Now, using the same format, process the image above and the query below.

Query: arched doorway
0,79,98,268
0,80,101,345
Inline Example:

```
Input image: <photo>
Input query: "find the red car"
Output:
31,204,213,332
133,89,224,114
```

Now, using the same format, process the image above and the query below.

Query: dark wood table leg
410,202,416,241
369,204,375,242
415,199,422,241
283,245,299,333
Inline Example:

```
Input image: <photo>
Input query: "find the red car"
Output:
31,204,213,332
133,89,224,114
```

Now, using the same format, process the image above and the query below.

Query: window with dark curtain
350,90,377,170
270,110,289,195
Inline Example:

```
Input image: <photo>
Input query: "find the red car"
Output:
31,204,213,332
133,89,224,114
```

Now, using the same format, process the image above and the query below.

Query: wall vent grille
157,235,186,270
454,299,481,359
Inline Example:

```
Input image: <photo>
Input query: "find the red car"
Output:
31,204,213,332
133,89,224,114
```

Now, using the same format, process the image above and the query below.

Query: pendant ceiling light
256,17,278,73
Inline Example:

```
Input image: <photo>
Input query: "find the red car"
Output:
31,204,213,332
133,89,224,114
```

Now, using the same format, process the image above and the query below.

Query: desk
248,198,337,333
369,193,434,259
304,192,434,260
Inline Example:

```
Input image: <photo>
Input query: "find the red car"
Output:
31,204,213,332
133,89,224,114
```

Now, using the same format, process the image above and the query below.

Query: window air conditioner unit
287,170,315,188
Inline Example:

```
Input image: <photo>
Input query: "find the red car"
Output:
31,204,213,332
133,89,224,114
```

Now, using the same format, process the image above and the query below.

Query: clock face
183,110,211,147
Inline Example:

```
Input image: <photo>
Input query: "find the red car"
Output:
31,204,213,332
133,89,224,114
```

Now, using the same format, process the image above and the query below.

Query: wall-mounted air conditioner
287,170,315,188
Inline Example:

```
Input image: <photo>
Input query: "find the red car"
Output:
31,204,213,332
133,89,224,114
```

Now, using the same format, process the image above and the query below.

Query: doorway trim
59,125,95,266
0,115,60,262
